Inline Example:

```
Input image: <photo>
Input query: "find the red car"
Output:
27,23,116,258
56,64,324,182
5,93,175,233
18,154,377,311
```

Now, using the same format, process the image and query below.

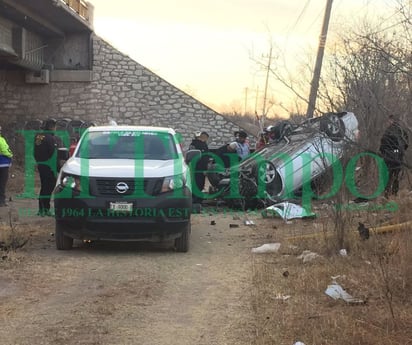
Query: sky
89,0,393,117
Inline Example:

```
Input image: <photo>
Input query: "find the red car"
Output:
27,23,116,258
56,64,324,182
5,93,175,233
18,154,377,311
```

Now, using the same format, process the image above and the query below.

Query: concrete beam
50,69,92,82
2,0,65,37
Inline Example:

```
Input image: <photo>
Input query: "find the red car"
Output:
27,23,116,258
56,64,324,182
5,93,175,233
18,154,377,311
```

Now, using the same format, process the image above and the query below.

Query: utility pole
244,87,248,115
262,45,273,123
306,0,333,118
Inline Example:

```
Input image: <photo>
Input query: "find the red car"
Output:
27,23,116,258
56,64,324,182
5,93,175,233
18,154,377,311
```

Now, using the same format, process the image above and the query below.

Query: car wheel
320,114,345,141
175,222,191,253
256,161,277,185
55,221,74,250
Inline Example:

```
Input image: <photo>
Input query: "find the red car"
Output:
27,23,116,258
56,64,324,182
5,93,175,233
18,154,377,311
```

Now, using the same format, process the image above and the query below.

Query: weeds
0,209,28,252
252,193,412,345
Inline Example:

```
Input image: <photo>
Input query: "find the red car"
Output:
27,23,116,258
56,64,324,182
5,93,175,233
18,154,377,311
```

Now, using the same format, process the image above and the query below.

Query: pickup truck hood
61,158,187,178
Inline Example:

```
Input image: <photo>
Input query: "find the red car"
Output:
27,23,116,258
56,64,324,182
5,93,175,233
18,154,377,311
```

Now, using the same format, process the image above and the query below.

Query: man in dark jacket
189,131,209,203
34,118,61,216
379,115,409,197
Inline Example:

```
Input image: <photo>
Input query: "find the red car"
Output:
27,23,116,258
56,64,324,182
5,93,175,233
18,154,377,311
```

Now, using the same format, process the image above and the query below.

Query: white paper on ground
325,284,365,304
297,250,320,263
263,202,316,220
251,243,281,254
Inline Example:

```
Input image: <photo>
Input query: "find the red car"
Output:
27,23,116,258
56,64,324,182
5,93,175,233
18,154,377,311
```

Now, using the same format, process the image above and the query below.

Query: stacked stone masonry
0,35,250,156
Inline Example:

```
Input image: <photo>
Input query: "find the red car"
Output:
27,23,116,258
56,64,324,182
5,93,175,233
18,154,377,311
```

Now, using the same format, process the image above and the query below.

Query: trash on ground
339,249,347,256
251,243,281,254
325,283,365,304
229,223,239,228
297,250,320,263
358,222,370,240
294,342,306,345
262,202,316,220
210,220,216,225
244,219,255,226
274,293,291,301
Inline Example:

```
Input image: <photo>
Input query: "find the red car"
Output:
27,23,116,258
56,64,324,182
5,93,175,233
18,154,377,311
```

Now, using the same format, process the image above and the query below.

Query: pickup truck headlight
60,173,82,192
161,174,186,193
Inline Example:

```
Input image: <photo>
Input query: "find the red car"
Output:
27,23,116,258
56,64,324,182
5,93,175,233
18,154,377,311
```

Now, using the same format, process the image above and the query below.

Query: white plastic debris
339,249,347,256
275,293,291,301
244,219,255,226
294,342,306,345
297,250,320,263
251,243,281,254
325,283,365,304
262,202,316,220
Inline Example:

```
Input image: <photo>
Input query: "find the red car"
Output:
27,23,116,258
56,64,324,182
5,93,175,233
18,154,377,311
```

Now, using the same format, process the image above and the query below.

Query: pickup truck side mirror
185,149,201,164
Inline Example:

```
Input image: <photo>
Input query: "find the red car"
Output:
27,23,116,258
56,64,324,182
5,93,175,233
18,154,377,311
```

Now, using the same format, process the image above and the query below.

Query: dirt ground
0,192,268,345
1,167,412,345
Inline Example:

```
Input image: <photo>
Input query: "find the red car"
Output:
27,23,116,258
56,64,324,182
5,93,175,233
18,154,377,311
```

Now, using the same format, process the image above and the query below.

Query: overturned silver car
206,112,360,208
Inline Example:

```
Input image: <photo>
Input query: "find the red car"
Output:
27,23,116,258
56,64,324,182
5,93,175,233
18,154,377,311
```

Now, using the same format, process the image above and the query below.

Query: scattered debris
251,243,281,254
282,270,289,277
339,249,348,256
244,219,255,226
262,202,316,221
358,222,369,240
210,220,216,226
297,250,320,263
294,342,306,345
274,293,291,301
325,283,365,305
229,224,239,228
358,221,412,239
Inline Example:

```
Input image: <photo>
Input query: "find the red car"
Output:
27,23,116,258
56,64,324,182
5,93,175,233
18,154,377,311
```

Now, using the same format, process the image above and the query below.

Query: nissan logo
115,182,129,194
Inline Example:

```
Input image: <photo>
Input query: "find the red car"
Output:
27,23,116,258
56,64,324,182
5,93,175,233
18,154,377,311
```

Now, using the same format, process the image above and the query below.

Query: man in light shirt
228,130,250,160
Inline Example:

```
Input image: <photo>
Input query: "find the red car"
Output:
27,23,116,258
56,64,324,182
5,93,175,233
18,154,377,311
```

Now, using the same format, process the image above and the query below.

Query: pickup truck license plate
110,202,133,212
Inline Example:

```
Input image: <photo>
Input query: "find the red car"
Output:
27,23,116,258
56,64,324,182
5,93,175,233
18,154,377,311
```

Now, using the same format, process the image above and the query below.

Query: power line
287,0,312,35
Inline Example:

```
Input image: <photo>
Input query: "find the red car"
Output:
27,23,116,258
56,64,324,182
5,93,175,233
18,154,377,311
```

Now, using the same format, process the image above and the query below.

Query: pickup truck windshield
76,130,178,160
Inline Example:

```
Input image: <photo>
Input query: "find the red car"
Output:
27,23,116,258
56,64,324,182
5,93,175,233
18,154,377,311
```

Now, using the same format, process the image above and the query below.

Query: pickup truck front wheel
175,222,191,253
55,221,74,250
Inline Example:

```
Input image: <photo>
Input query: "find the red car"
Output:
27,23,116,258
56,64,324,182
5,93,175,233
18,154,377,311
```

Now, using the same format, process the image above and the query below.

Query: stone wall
0,35,250,151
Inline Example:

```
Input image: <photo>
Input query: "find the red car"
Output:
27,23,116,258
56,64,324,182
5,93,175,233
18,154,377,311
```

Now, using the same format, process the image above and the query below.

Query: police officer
34,118,61,216
379,115,409,197
189,131,209,204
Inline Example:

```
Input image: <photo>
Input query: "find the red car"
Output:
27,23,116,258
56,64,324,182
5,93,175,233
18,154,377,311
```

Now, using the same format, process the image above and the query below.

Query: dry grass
0,211,29,252
251,195,412,345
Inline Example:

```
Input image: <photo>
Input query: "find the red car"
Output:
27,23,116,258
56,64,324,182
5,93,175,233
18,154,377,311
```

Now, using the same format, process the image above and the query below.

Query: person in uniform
34,118,61,216
379,115,409,197
189,131,210,203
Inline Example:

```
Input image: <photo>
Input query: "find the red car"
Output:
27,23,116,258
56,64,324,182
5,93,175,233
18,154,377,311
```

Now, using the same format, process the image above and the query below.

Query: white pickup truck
53,125,192,252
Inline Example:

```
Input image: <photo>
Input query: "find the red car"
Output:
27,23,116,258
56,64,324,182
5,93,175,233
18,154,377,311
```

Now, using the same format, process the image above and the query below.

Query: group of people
0,114,408,213
188,130,251,204
0,118,61,213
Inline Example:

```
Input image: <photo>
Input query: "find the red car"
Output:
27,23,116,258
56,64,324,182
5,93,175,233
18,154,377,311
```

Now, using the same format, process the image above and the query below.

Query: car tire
55,221,74,250
254,161,277,185
320,114,345,141
175,222,191,253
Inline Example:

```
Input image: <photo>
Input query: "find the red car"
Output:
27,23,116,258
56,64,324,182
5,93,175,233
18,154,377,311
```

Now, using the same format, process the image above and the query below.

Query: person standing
379,115,409,197
0,126,13,207
34,118,61,216
189,131,209,203
228,130,250,160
